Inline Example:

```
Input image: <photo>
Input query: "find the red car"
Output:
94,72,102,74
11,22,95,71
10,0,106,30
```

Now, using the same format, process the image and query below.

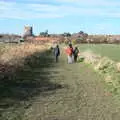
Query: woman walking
65,44,74,64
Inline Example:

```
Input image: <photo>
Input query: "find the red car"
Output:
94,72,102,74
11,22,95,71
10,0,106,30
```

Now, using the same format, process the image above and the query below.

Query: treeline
39,30,120,44
1,31,120,44
57,32,120,44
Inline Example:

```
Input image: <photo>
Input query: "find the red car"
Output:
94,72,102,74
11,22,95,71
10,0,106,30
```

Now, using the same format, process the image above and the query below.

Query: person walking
54,45,60,62
65,44,74,64
73,47,79,62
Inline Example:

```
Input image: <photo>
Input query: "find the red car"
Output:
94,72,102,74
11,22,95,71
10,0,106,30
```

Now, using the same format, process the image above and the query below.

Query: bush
72,39,77,45
20,38,24,42
94,57,114,72
78,56,84,62
76,38,84,43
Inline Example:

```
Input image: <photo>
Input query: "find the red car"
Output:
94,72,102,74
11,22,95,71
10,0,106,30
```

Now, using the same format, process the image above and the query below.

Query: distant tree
45,30,48,35
84,33,88,38
62,32,71,37
79,31,84,35
40,30,49,37
40,32,45,36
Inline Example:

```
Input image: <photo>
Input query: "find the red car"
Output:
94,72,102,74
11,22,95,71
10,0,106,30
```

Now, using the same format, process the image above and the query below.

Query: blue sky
0,0,120,35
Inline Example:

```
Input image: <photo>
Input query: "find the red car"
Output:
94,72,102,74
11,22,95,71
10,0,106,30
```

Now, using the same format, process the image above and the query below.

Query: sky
0,0,120,35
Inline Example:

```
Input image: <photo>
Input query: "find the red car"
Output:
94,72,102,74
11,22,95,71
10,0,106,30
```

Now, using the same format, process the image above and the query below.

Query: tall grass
0,43,50,78
0,43,57,120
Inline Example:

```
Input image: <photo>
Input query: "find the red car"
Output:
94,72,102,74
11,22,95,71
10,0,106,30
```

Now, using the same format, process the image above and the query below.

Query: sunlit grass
78,44,120,62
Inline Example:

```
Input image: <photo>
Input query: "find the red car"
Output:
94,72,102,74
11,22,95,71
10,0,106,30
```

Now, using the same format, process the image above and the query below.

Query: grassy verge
78,50,120,96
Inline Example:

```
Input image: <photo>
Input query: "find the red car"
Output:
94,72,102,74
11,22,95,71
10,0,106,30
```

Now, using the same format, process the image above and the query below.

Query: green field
79,44,120,62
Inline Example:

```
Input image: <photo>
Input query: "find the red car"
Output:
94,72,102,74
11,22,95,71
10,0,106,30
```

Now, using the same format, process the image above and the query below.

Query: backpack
74,49,79,56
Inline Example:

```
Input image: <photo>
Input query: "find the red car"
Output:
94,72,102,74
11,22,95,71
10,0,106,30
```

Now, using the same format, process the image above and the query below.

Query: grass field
78,44,120,62
1,43,120,120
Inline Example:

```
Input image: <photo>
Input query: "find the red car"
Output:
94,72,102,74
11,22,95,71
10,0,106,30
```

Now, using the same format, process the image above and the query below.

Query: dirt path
23,50,120,120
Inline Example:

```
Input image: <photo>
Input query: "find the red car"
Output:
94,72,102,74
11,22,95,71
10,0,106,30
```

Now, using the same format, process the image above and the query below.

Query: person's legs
72,55,74,63
67,56,70,64
55,55,58,62
74,55,77,62
68,55,73,64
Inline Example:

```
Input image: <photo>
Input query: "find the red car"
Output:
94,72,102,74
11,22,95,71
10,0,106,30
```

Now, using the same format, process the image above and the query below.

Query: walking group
53,43,79,63
65,43,79,63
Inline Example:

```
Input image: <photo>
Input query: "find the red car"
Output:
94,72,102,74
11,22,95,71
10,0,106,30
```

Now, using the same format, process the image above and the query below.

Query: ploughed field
0,43,120,120
79,44,120,62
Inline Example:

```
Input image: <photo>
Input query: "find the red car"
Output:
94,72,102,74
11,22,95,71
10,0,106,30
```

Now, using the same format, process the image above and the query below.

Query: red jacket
65,47,73,55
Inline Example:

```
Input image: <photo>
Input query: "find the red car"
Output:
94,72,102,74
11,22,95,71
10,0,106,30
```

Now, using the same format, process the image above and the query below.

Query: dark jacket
73,48,79,56
54,47,60,56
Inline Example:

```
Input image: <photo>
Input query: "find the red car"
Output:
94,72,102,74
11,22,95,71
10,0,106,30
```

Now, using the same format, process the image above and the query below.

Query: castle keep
23,26,33,37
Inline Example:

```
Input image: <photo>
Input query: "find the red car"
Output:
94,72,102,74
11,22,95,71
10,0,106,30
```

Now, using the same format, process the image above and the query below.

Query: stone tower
23,26,33,37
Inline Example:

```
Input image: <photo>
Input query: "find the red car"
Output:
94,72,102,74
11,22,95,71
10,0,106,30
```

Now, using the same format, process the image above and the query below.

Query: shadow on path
0,50,63,118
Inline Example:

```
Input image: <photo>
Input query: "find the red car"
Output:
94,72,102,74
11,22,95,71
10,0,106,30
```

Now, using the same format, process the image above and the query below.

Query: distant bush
62,32,71,37
72,39,77,45
20,38,25,42
71,31,88,44
76,37,85,43
40,30,50,37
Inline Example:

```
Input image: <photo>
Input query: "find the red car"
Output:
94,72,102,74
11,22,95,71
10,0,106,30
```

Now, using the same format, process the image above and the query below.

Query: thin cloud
0,0,120,19
0,1,64,19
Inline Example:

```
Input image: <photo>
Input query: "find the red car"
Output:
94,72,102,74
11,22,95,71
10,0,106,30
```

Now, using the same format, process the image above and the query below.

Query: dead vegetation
0,43,50,80
87,35,120,44
0,42,62,120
